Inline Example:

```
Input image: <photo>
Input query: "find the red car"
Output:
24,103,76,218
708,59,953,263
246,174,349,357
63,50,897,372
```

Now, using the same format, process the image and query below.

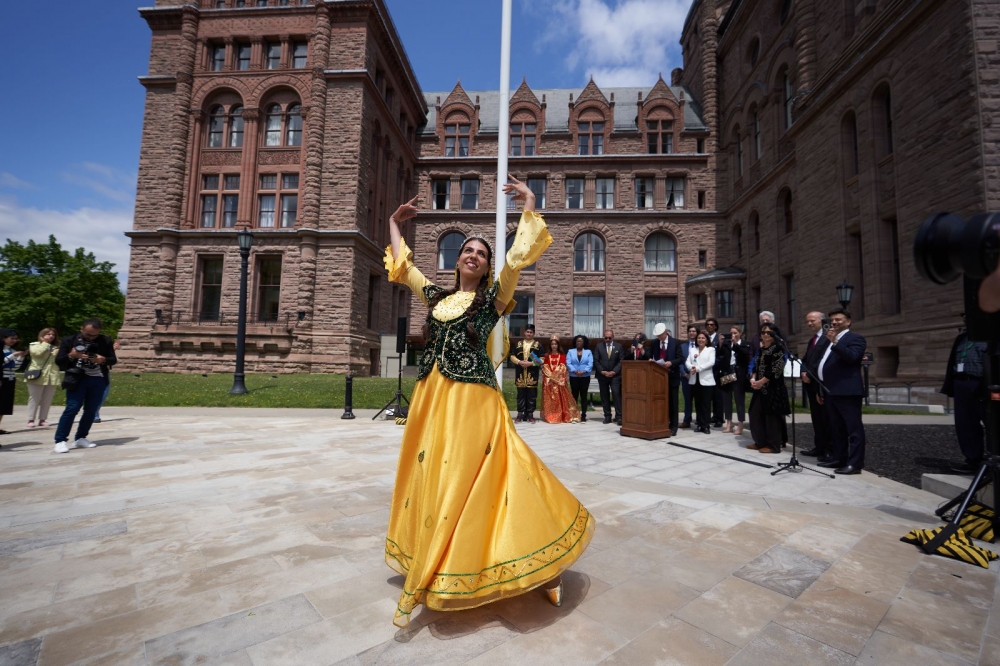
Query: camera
73,342,100,368
821,317,831,333
914,212,1000,342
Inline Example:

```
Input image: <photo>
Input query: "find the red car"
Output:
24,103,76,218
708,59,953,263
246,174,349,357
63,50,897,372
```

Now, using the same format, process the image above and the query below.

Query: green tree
0,235,125,341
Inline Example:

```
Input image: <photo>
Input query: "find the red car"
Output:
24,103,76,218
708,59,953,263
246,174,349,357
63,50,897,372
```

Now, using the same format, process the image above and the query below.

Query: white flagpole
494,0,513,388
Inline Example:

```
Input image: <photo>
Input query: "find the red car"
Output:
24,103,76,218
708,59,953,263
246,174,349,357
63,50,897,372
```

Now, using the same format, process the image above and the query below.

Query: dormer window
577,120,604,155
511,121,536,156
444,114,471,157
646,118,674,154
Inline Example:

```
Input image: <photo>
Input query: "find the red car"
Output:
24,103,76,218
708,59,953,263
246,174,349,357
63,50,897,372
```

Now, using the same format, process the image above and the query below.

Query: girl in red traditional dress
541,336,581,424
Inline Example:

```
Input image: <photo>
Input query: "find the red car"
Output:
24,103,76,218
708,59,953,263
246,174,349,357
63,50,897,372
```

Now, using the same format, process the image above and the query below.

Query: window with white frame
644,297,676,338
666,178,685,209
635,177,653,209
460,179,479,210
291,41,308,68
431,179,449,209
574,233,605,272
228,106,244,147
207,106,225,147
644,233,676,272
577,121,604,155
510,122,536,156
595,178,614,209
444,116,471,157
438,232,465,270
527,178,546,209
565,178,584,209
509,294,534,336
573,295,605,338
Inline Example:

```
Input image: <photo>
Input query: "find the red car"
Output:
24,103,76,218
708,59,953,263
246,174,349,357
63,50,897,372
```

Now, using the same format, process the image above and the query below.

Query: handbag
24,346,54,381
720,372,737,386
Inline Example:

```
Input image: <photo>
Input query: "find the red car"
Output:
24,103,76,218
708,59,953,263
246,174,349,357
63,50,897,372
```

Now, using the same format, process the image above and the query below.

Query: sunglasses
761,332,774,337
604,336,613,340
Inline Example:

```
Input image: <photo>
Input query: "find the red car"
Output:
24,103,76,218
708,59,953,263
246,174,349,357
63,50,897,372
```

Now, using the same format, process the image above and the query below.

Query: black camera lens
914,212,1000,284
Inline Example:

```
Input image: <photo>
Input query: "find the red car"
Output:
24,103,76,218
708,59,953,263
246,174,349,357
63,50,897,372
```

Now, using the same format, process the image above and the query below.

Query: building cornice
125,226,384,254
416,153,712,168
138,75,178,89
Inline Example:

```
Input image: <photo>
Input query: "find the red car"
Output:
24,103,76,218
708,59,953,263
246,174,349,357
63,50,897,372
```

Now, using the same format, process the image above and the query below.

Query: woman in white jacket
685,330,716,434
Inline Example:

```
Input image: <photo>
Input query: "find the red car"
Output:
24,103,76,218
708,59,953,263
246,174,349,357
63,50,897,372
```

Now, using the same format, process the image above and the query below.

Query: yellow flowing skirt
385,365,594,627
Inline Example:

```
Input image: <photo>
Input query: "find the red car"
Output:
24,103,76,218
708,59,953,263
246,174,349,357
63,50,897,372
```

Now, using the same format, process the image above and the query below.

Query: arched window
644,233,676,272
733,125,744,177
510,113,536,156
228,106,244,147
506,233,535,271
732,224,743,259
207,105,225,147
438,232,465,270
751,106,761,161
872,83,893,160
750,212,761,252
781,68,794,132
285,104,302,146
444,112,471,157
574,232,605,272
264,104,283,146
841,111,859,177
780,188,793,234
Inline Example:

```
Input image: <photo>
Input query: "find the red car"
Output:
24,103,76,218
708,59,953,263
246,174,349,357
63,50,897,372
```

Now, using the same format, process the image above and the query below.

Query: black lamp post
836,280,854,310
230,228,254,395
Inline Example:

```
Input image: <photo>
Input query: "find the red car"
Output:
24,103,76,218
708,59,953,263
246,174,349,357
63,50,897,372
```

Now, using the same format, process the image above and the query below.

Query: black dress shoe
834,465,861,475
800,448,821,457
603,418,612,424
950,462,978,474
818,460,845,469
817,456,835,464
581,414,587,422
670,429,678,437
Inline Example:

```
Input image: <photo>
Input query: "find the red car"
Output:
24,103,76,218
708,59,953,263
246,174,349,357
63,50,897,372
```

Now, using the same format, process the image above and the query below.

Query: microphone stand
771,336,834,478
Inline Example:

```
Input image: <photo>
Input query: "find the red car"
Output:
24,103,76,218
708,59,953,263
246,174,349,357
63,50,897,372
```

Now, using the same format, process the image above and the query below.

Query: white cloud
0,195,133,289
534,0,691,86
60,162,137,204
0,172,37,190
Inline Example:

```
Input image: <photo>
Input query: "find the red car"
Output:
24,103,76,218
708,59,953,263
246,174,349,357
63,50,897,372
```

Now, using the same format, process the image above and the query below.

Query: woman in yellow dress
541,336,581,424
383,176,594,628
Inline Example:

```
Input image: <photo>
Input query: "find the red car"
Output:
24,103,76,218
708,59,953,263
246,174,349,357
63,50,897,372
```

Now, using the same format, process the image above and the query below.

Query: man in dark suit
678,324,698,428
705,317,725,427
594,329,624,424
649,322,683,435
941,317,988,474
815,309,867,474
800,310,832,459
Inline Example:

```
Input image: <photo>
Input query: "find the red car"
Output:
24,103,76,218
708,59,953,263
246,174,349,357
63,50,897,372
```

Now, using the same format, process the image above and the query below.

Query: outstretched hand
501,175,534,212
390,197,419,226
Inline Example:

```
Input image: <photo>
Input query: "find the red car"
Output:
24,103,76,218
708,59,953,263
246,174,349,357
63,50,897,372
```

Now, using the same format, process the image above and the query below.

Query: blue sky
0,0,691,288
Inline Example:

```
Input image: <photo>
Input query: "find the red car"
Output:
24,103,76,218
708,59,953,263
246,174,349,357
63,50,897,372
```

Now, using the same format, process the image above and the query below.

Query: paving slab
0,405,995,665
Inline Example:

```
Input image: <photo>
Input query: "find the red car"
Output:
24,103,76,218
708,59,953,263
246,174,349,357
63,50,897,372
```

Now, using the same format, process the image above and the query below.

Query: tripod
772,353,835,478
925,340,1000,550
372,353,410,421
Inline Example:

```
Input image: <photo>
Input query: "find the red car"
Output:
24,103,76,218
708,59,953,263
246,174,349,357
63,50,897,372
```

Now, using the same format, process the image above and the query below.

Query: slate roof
419,83,708,137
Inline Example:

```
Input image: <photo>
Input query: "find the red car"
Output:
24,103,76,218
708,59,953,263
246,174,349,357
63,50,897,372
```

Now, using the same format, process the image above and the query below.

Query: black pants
668,382,680,432
516,386,537,418
693,378,713,430
953,378,987,465
570,376,591,417
723,382,745,422
748,393,783,449
826,395,866,469
597,374,621,421
805,386,831,455
681,379,693,424
711,384,724,424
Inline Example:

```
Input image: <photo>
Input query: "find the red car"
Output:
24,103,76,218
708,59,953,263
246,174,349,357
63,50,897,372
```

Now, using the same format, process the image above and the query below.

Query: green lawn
11,373,931,415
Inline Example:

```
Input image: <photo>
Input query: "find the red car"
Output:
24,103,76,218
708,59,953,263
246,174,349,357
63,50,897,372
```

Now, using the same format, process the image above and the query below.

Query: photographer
941,315,988,474
52,319,116,454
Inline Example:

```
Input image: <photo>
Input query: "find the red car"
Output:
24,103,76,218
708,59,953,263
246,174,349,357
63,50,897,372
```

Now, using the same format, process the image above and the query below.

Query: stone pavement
0,406,997,666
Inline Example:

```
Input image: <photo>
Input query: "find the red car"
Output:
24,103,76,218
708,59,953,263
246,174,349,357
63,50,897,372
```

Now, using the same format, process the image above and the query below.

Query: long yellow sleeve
384,238,432,305
495,210,553,312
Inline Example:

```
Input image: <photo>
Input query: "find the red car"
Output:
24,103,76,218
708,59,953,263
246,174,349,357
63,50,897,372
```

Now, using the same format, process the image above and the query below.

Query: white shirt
818,328,849,381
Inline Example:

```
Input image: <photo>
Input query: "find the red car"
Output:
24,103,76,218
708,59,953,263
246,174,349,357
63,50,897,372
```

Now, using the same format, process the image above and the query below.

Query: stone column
184,109,206,228
699,0,720,151
158,235,180,319
301,4,331,228
796,0,818,95
238,107,260,226
165,7,200,230
250,38,263,70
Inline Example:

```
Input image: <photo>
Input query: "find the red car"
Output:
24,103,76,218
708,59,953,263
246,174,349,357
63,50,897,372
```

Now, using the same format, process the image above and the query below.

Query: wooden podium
620,360,671,440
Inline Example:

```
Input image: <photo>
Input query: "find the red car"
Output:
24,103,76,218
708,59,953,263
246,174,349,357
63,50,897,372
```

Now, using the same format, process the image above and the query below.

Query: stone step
921,472,991,503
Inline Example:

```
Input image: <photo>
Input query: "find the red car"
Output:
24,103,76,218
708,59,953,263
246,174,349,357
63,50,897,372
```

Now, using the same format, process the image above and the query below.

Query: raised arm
384,197,434,303
494,175,553,313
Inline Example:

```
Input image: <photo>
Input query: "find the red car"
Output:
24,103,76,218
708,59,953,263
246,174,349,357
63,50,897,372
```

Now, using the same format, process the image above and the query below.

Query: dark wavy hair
572,334,590,349
423,237,493,347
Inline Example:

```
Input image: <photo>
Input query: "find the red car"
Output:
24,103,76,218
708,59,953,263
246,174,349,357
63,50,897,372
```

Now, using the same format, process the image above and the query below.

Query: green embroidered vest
417,282,501,388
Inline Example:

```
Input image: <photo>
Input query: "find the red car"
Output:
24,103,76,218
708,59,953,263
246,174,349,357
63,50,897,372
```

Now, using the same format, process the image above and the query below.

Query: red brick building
121,0,997,387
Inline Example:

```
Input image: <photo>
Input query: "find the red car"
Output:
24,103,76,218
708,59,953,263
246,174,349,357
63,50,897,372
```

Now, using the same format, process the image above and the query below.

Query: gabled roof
421,82,707,136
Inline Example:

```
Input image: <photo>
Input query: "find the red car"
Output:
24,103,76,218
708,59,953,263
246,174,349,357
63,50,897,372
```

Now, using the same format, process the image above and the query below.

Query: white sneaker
74,438,96,449
54,441,70,454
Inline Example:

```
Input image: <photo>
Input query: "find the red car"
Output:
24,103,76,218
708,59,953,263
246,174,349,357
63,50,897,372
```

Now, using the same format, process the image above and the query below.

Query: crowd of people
508,306,870,476
0,320,119,453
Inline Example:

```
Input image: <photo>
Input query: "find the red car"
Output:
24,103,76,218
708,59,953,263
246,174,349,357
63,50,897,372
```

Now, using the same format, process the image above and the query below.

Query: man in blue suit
815,308,867,474
649,322,683,435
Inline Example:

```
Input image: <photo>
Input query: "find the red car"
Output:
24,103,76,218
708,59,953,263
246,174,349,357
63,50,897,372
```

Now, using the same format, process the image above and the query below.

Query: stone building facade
121,0,996,385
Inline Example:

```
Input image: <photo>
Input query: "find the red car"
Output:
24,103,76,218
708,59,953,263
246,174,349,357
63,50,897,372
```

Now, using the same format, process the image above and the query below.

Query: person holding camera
24,328,61,427
53,319,117,454
1,329,28,435
815,309,867,474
